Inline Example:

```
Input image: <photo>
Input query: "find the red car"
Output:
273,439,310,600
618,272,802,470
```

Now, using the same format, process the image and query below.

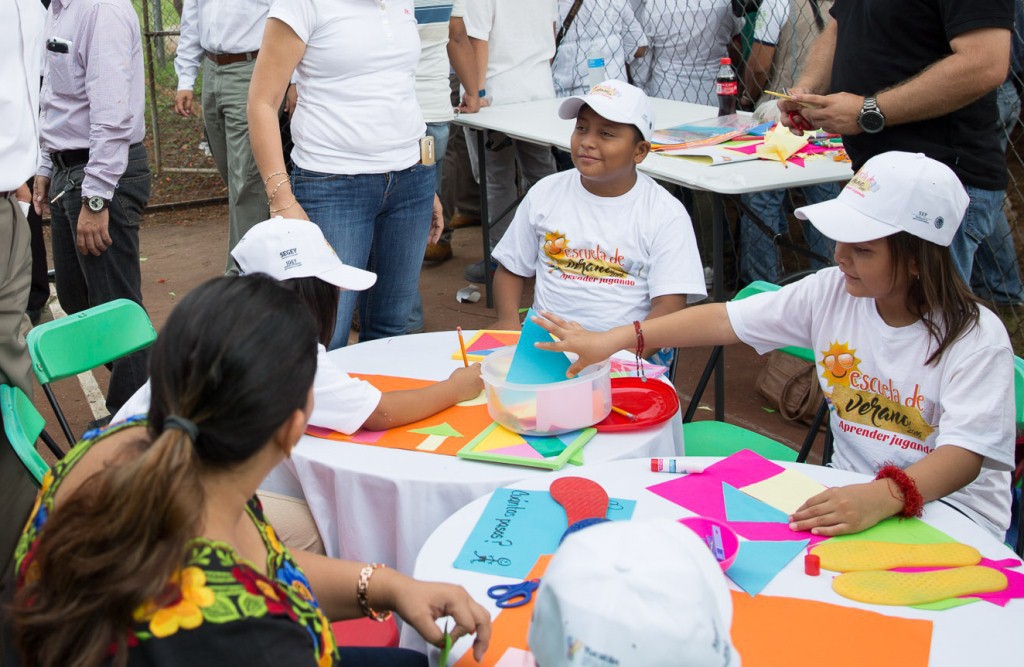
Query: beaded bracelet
633,320,646,383
875,463,924,518
263,170,287,187
269,199,298,215
267,177,290,203
356,563,393,622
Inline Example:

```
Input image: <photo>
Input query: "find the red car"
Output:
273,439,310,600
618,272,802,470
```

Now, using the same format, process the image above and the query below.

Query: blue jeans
954,186,1024,304
293,162,436,348
967,80,1024,305
407,122,451,334
738,182,840,284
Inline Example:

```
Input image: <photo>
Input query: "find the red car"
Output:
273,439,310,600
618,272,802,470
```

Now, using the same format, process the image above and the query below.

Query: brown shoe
450,212,481,229
424,241,453,263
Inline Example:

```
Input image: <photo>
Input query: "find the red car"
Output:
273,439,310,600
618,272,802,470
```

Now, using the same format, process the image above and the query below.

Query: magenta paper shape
307,425,387,443
894,557,1024,607
468,332,510,353
488,443,545,459
730,521,829,547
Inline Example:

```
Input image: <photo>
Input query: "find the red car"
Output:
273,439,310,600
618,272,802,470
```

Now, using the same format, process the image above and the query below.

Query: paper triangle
409,422,463,437
728,540,809,596
506,309,572,384
488,442,545,459
523,434,568,457
473,425,526,452
468,332,514,353
723,483,790,523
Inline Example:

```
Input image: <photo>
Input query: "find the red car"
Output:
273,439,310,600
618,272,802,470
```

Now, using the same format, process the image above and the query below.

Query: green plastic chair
0,384,52,485
682,280,828,463
27,299,156,450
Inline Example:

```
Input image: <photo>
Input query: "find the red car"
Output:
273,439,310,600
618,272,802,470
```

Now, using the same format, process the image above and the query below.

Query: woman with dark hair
9,275,490,666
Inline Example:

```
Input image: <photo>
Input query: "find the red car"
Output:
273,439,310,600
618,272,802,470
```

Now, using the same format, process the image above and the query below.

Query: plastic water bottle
716,57,738,116
587,52,607,90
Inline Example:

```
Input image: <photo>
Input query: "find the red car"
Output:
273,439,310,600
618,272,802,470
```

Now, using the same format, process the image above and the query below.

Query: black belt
50,142,144,171
205,49,259,65
0,191,14,199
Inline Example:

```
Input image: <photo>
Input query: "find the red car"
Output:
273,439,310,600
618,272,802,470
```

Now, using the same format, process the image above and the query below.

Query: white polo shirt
270,0,425,174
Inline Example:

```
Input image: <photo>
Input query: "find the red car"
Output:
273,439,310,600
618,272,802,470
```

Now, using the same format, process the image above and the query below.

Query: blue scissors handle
487,578,540,608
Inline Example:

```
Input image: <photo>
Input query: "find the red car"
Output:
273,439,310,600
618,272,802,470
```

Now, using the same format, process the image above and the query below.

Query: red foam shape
550,477,610,527
331,616,399,648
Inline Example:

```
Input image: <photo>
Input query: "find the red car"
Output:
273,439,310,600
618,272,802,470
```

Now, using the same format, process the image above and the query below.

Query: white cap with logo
558,79,656,142
231,218,377,291
795,151,969,247
528,518,740,667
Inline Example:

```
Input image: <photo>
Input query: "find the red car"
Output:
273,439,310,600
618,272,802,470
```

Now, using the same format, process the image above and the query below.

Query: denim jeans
737,182,840,284
293,162,436,349
953,186,1024,304
407,122,451,334
48,142,151,414
967,80,1024,305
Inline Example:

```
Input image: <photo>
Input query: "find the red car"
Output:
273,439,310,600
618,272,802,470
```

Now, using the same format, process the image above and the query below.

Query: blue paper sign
453,488,636,579
505,308,573,384
727,539,809,597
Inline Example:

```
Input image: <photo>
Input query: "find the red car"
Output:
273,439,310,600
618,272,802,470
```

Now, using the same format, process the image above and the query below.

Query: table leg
712,194,726,421
476,130,494,308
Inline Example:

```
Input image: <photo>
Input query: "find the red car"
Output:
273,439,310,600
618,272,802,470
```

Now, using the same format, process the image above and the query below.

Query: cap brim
318,264,377,292
795,197,902,243
558,96,646,138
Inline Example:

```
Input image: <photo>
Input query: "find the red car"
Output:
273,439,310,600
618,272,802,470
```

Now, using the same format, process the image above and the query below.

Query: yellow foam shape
811,540,980,572
833,566,1007,606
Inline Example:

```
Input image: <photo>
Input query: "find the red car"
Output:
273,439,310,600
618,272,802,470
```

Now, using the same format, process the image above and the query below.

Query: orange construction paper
454,556,552,667
730,591,932,667
305,374,495,456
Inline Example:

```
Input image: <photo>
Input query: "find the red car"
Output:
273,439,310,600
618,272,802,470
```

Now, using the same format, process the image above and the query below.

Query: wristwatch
857,96,885,134
83,195,110,213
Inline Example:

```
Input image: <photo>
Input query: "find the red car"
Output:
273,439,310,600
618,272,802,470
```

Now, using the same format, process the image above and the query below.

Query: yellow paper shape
472,426,525,453
740,468,826,515
811,540,981,572
755,124,809,162
833,566,1007,606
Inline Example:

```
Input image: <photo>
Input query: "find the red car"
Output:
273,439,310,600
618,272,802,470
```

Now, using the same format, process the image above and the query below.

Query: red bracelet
633,320,646,382
875,463,924,518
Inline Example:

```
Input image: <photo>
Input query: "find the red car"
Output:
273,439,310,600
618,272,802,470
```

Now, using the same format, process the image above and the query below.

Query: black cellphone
46,37,70,54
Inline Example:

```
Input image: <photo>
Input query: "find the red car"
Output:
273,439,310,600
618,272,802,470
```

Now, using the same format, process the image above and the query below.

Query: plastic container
587,52,607,90
480,347,611,436
677,516,739,572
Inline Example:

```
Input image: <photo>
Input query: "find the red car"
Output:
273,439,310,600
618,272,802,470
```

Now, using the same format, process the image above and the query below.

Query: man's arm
446,16,479,113
173,0,202,116
777,19,836,131
492,265,527,331
469,36,489,99
795,27,1011,135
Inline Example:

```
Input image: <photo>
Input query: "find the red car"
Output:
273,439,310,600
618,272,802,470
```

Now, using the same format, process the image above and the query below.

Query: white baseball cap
231,219,377,291
795,151,969,247
558,79,656,142
528,519,740,667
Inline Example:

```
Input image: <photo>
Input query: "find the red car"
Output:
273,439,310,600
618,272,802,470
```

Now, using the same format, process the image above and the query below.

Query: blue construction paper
505,309,573,384
723,483,789,524
746,121,775,136
453,488,636,579
727,539,809,597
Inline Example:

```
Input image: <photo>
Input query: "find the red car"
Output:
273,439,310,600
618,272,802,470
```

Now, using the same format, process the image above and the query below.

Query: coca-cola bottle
716,57,738,116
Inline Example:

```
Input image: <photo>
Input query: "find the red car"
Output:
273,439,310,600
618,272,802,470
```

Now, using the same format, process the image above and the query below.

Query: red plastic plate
594,377,680,432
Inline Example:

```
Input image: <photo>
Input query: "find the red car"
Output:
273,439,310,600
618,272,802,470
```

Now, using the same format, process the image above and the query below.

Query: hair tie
164,415,200,442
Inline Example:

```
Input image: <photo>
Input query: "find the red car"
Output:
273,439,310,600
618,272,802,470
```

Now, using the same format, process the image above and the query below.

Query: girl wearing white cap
532,151,1016,540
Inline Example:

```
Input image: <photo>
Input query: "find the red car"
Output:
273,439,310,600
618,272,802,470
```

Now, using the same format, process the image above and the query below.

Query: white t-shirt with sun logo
493,169,706,331
727,267,1016,537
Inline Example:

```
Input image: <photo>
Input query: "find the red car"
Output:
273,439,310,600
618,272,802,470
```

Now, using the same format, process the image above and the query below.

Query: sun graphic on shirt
819,341,860,388
543,231,568,259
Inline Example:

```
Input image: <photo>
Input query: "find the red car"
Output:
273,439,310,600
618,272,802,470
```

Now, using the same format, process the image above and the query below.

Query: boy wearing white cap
529,519,740,667
491,79,705,332
535,152,1015,540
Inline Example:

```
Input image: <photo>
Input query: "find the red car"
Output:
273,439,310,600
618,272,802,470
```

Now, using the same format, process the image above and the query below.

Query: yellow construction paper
755,125,809,162
739,468,826,515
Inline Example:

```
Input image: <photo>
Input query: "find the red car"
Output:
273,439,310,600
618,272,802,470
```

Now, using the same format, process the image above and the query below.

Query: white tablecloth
402,457,1021,665
262,332,683,573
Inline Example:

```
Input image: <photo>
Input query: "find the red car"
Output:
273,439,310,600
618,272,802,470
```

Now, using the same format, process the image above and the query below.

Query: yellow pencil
610,405,637,421
456,326,469,367
774,146,789,169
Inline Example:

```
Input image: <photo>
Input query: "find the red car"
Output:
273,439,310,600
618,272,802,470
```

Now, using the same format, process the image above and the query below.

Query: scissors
787,110,814,132
487,578,541,608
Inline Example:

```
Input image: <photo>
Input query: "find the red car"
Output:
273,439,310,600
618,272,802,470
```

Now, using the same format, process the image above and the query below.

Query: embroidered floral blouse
14,420,340,666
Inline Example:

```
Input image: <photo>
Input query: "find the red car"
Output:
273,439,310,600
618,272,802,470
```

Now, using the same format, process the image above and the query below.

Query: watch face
87,196,106,212
859,110,885,134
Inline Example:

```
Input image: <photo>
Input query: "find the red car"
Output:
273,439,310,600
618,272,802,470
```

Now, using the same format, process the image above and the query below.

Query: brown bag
755,350,824,425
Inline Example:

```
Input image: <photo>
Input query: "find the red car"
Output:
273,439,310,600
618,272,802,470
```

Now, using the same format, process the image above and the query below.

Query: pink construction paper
730,521,829,547
490,443,545,460
307,425,386,444
893,557,1024,607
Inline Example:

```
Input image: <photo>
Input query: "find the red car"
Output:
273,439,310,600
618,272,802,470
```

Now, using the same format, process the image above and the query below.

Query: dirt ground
30,204,820,464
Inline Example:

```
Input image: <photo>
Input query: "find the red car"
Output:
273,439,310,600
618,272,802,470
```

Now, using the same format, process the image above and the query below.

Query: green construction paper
911,597,980,611
410,422,463,437
438,623,453,665
506,308,572,384
830,517,956,545
524,434,568,457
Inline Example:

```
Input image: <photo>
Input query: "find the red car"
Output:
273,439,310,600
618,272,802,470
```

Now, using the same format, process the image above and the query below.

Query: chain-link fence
134,0,225,205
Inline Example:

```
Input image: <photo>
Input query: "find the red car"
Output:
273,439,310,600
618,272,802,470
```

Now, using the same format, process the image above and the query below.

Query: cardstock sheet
739,468,827,515
723,483,790,523
451,330,522,362
453,488,635,579
453,556,550,667
727,539,810,597
828,516,955,545
730,591,932,667
506,309,572,384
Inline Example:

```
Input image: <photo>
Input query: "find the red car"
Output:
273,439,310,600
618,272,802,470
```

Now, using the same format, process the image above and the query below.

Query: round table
402,457,1022,665
261,332,683,574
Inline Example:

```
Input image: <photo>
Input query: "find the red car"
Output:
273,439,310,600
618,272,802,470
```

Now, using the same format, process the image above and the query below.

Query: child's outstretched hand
532,311,623,378
447,364,483,403
789,481,904,536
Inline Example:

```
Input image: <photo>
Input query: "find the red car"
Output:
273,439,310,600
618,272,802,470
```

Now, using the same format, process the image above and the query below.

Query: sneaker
450,212,481,229
464,260,497,283
423,241,453,263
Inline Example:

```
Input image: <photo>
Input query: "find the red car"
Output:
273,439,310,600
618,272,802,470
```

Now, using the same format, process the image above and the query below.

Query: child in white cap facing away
529,518,739,667
533,152,1015,540
491,79,706,334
